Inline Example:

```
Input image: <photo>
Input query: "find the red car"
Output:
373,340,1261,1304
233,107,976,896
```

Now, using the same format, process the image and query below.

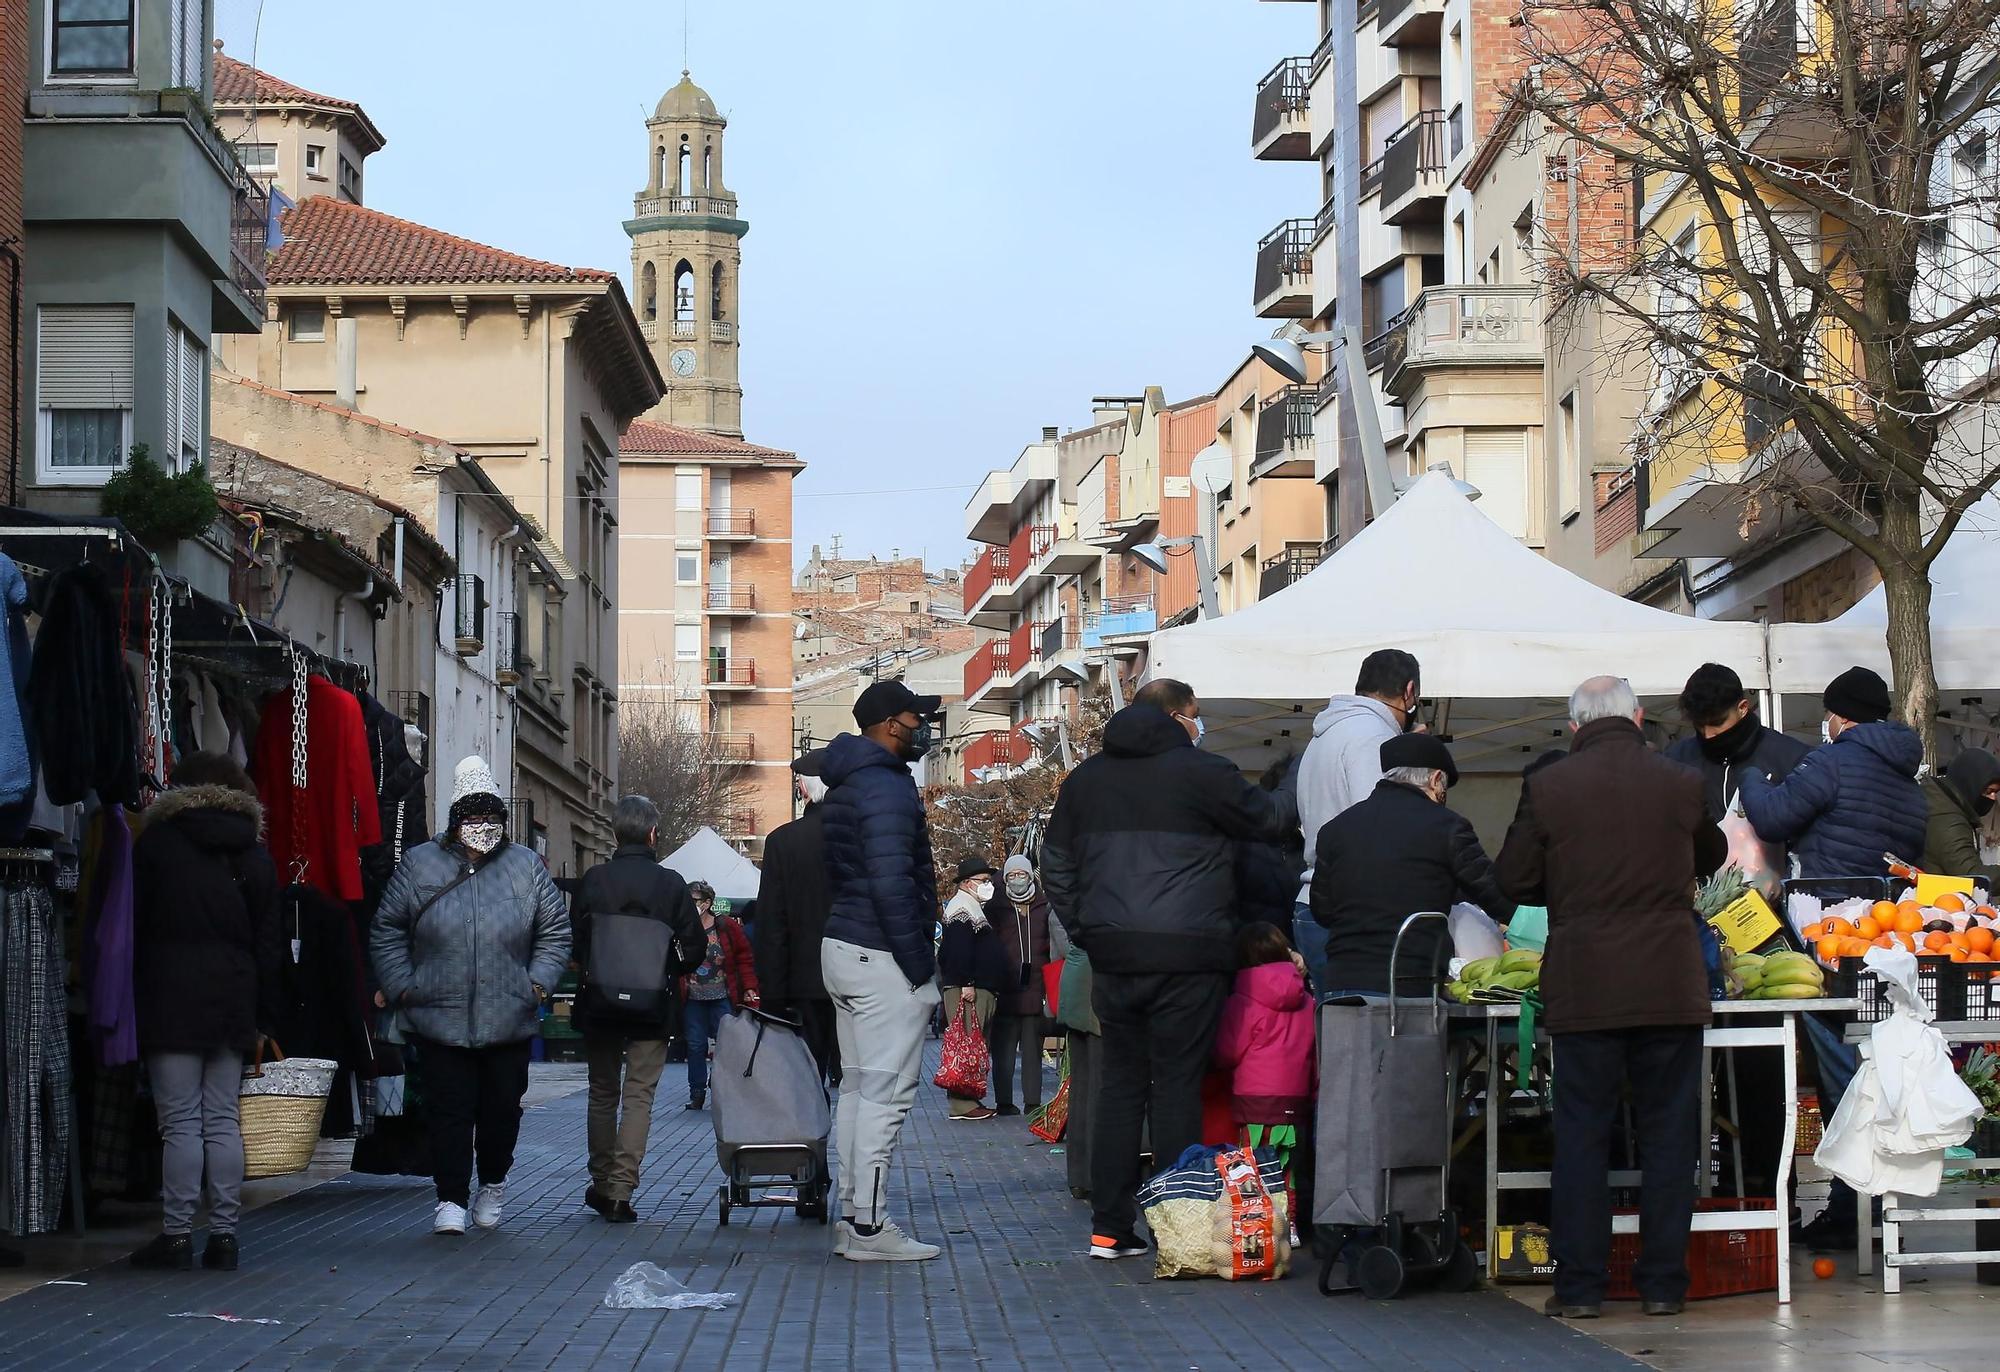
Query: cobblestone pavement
0,1053,1643,1371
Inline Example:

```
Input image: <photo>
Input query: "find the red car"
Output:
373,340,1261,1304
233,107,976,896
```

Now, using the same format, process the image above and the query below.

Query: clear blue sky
239,1,1314,568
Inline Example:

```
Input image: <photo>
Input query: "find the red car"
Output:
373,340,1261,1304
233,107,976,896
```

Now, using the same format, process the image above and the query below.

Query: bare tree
1519,0,2000,751
616,686,753,852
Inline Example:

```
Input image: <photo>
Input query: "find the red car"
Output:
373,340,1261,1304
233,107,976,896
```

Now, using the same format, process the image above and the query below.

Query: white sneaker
833,1218,854,1256
840,1220,940,1262
433,1201,468,1235
471,1183,504,1230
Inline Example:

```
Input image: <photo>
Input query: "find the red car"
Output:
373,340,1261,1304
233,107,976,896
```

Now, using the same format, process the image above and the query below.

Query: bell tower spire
625,72,746,435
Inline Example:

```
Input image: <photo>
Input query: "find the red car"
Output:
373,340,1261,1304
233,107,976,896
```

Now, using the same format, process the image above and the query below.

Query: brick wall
1593,469,1637,555
0,0,24,498
1780,545,1881,624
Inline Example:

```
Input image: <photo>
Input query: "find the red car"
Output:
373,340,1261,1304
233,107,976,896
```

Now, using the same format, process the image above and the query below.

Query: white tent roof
1146,472,1770,774
659,826,762,902
1769,500,2000,694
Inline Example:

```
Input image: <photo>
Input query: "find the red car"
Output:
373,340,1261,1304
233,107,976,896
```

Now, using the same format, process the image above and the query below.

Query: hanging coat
28,562,140,807
272,883,373,1074
357,691,426,908
0,553,34,814
252,676,382,901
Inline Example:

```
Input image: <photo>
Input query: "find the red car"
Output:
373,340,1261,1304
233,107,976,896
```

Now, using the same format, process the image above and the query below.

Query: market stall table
1451,997,1859,1305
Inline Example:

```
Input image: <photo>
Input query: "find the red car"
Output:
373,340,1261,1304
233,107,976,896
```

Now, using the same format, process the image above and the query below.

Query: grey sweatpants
147,1049,246,1236
822,938,940,1227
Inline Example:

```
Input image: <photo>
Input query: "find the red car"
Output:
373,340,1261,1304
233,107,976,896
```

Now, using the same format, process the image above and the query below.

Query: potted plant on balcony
100,445,221,550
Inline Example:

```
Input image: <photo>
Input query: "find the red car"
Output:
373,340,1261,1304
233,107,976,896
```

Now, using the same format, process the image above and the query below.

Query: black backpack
579,894,686,1025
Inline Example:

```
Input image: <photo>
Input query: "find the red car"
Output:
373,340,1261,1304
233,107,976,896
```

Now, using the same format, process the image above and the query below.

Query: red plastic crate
1605,1198,1776,1301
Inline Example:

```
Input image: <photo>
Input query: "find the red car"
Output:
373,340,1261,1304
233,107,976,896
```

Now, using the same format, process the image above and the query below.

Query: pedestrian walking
1041,678,1295,1261
128,753,282,1272
938,856,1007,1121
1922,744,2000,884
679,879,759,1110
754,750,839,1086
820,679,947,1261
1292,649,1422,992
1496,677,1726,1319
989,854,1053,1118
371,756,570,1237
1213,921,1316,1242
572,795,702,1223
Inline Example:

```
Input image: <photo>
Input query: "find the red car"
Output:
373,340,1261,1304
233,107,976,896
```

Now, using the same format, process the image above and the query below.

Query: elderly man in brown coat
1497,675,1726,1321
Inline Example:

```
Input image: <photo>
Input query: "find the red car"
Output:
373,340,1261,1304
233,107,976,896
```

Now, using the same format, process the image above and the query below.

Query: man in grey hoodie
1291,649,1422,993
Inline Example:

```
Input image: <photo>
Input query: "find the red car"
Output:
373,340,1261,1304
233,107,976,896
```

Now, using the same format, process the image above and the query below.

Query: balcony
1252,57,1312,161
1082,595,1156,652
1259,546,1325,600
1312,192,1338,247
963,639,1018,712
1252,386,1316,479
1038,617,1087,685
715,807,758,841
228,163,269,322
962,522,1057,627
705,655,756,690
1254,219,1315,319
962,544,1011,614
705,732,755,764
1387,285,1545,398
1365,302,1418,373
1313,365,1341,415
669,320,698,340
495,611,525,686
710,320,736,343
705,585,756,616
1377,0,1445,45
1008,618,1052,691
964,441,1059,543
1379,111,1449,225
706,507,755,540
451,574,487,656
963,730,1028,777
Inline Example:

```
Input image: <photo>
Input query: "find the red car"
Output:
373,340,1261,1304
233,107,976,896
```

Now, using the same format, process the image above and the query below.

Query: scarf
943,889,990,929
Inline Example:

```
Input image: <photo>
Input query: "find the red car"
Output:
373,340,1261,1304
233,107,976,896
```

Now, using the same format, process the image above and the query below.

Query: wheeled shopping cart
710,1007,831,1225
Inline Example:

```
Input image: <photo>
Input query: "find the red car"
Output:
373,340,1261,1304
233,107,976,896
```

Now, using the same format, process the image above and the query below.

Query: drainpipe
336,575,375,661
392,516,406,589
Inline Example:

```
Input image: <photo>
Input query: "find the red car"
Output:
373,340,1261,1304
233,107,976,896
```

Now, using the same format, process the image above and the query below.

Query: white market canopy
659,826,762,902
1770,499,2000,696
1145,471,1770,774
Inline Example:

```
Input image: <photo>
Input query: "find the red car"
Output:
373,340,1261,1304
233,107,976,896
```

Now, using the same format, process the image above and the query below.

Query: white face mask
459,820,503,855
1820,718,1835,745
971,881,995,903
798,775,829,805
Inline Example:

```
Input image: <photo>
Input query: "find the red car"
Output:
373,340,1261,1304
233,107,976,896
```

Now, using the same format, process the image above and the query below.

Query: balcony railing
1380,110,1448,209
1259,546,1325,600
1391,285,1544,390
1254,386,1315,472
1082,594,1157,647
965,639,1012,698
705,732,755,764
1039,616,1082,661
1361,153,1386,200
1254,218,1314,311
228,162,269,316
963,544,1010,610
714,807,757,839
710,320,735,342
451,573,487,651
670,320,698,340
706,585,756,613
1008,521,1056,573
1314,366,1341,411
1313,192,1338,245
1009,617,1051,673
633,194,740,218
1379,0,1417,29
706,507,755,538
963,731,1026,774
1252,56,1311,150
1365,302,1418,371
495,611,525,685
705,655,756,688
1309,27,1337,74
1739,0,1799,117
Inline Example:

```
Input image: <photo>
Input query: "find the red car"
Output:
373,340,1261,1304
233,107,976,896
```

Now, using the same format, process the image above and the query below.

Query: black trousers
416,1037,532,1208
1551,1026,1704,1306
1066,1030,1097,1198
1089,970,1230,1239
988,1011,1046,1112
795,997,841,1088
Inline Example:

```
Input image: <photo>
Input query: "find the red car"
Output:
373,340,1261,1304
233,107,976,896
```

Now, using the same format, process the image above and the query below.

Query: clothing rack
0,847,85,1237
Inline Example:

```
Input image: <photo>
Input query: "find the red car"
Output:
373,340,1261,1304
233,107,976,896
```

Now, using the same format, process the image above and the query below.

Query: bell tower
626,71,747,435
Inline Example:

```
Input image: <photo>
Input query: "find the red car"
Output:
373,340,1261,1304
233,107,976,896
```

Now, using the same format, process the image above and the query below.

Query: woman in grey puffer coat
371,757,570,1236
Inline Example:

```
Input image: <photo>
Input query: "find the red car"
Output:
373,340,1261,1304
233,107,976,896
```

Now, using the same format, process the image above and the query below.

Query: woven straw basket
238,1047,336,1179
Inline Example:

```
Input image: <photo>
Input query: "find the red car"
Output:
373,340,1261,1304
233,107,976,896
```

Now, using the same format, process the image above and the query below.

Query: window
1736,206,1820,374
37,304,134,482
1514,207,1535,279
1464,431,1532,541
169,0,203,88
288,305,325,342
673,260,695,323
305,144,326,179
239,142,278,175
675,470,701,510
674,623,700,662
639,262,658,321
162,325,204,472
711,262,726,321
338,155,361,200
1557,392,1581,522
1650,227,1702,413
51,0,134,77
676,551,699,584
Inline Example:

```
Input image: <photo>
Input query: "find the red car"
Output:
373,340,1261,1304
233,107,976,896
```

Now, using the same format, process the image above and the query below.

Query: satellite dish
1189,441,1231,496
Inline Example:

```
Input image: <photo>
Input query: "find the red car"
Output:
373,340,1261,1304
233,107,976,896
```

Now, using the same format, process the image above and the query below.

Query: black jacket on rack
273,883,373,1074
356,692,426,910
29,563,140,806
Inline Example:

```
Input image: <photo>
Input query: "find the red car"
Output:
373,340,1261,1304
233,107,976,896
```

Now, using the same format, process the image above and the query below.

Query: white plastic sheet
601,1263,738,1311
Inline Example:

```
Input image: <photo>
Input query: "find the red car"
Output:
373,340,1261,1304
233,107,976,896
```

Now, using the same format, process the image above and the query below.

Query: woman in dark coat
987,855,1054,1117
130,753,282,1272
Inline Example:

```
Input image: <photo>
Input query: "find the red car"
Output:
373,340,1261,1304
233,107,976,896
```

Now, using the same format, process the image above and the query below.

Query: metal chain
158,583,174,782
144,577,162,780
290,649,309,790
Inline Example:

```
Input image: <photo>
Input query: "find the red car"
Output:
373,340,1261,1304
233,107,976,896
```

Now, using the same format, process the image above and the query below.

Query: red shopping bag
932,1002,991,1097
1041,960,1063,1018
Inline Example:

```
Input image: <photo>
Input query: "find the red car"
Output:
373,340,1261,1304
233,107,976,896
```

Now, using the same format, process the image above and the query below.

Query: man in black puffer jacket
1042,679,1296,1259
754,749,838,1086
819,680,946,1262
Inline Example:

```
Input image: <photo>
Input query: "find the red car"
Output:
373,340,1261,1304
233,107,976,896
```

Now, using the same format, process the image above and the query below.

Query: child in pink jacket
1214,922,1317,1231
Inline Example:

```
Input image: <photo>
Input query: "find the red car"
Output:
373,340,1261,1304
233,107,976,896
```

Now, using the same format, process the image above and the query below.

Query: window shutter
1463,430,1530,540
179,329,205,463
173,0,205,88
39,306,135,408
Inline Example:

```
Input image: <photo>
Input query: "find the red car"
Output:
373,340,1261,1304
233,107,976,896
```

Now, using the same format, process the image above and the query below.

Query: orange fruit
1844,936,1872,958
1898,899,1924,923
1875,934,1898,949
1925,931,1953,952
1936,893,1968,914
1813,1257,1837,1279
1973,951,1994,964
1978,905,1998,919
1827,917,1856,938
1818,935,1844,962
1893,906,1926,935
1804,921,1827,941
1871,900,1899,924
1969,927,1996,955
1856,917,1882,939
1951,947,1971,963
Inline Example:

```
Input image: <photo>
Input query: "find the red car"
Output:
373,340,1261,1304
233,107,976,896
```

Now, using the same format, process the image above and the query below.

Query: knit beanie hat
447,755,506,826
1823,666,1891,725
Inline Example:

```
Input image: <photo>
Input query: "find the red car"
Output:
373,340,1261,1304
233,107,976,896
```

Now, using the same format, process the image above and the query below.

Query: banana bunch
1725,948,1825,1001
1448,948,1542,1003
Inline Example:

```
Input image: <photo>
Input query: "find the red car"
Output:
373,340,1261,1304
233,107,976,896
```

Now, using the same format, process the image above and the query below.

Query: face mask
798,775,829,805
1176,712,1206,744
1977,794,1997,818
1005,874,1035,901
972,881,995,903
1698,711,1759,763
899,719,935,762
459,820,503,855
1820,718,1835,745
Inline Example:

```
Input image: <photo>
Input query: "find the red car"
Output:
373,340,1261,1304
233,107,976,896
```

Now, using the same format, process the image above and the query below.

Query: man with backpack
571,796,703,1223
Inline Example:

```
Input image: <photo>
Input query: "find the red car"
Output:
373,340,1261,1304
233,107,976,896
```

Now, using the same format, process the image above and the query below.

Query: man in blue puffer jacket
1738,664,1928,1249
819,679,946,1262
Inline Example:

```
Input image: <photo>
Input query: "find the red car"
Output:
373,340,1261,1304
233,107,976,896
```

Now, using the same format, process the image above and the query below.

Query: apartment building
211,51,385,208
216,189,662,871
1210,352,1328,611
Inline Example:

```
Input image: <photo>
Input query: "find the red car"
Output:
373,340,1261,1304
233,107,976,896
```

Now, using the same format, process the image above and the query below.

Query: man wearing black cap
819,678,945,1261
1738,664,1927,1250
754,749,838,1087
1309,733,1511,996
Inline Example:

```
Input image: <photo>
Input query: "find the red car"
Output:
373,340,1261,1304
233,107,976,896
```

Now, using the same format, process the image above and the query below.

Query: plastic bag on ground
602,1262,738,1311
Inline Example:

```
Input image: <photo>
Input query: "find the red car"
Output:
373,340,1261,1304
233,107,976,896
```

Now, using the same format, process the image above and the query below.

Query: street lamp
1130,535,1222,620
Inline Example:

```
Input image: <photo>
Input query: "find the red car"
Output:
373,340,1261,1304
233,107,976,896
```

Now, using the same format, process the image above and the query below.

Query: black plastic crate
1831,957,2000,1023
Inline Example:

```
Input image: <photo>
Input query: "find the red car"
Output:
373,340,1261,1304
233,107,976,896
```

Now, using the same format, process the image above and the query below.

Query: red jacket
680,915,760,1007
1214,962,1316,1124
252,676,382,901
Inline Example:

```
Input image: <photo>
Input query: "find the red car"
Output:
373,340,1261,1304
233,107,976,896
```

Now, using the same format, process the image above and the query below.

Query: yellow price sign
1709,889,1782,956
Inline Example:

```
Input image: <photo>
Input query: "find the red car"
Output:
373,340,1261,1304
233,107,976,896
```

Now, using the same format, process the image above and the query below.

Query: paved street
0,1054,1640,1371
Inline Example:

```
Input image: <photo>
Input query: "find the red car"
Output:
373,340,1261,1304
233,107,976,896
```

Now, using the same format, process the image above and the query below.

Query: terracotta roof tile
269,197,616,288
620,419,797,459
212,53,385,150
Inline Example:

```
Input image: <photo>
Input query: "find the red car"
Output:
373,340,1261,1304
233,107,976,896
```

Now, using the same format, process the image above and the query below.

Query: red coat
252,676,382,901
1214,962,1316,1123
679,915,761,1007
